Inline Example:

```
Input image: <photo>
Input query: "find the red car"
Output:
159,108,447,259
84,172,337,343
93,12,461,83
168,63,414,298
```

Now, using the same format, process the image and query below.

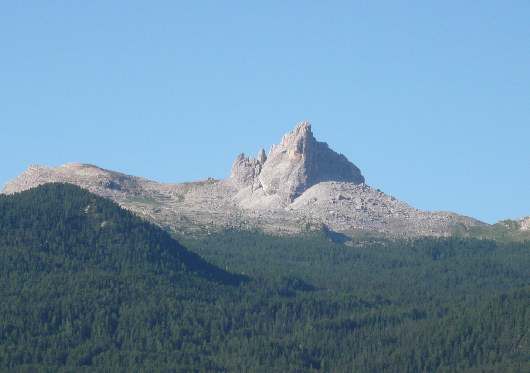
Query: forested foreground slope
0,183,528,372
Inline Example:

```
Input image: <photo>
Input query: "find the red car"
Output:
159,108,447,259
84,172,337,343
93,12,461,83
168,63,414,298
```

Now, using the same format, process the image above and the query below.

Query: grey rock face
512,216,530,231
1,122,491,238
230,153,262,188
519,217,530,231
257,148,267,164
231,121,365,203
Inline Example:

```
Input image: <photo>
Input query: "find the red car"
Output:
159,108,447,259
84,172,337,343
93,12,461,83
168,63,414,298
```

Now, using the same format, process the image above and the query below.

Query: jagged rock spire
257,148,267,164
230,121,364,203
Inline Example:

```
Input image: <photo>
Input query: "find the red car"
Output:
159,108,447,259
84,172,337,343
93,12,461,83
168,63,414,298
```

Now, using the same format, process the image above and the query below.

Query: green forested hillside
0,183,528,372
0,183,242,371
180,230,529,303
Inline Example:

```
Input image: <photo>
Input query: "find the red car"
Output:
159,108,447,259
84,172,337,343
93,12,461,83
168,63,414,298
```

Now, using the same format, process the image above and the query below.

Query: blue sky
1,1,529,224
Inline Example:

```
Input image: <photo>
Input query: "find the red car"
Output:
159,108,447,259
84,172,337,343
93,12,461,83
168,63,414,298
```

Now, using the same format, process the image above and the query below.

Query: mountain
0,182,241,285
0,183,243,370
231,121,364,203
1,183,528,371
2,121,489,238
457,216,530,242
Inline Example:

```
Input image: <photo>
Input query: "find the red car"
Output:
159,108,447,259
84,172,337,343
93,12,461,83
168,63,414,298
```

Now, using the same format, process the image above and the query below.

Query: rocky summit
231,122,364,204
2,121,490,238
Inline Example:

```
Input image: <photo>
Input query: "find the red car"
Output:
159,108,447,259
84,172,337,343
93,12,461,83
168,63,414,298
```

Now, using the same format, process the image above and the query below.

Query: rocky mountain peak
231,121,365,203
1,123,490,238
257,148,267,164
280,121,314,151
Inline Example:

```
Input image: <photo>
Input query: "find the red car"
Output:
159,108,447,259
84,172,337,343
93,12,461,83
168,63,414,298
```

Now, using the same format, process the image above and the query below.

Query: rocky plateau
2,121,496,238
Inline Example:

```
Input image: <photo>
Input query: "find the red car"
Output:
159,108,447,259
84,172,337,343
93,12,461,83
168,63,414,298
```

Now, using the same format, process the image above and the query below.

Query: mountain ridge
1,122,503,238
2,181,528,371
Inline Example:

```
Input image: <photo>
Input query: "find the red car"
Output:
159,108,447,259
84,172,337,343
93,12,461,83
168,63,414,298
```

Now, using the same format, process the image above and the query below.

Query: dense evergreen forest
0,183,528,372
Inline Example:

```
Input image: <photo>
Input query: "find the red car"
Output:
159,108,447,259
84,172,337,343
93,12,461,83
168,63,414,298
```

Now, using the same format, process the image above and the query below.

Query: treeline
0,183,528,372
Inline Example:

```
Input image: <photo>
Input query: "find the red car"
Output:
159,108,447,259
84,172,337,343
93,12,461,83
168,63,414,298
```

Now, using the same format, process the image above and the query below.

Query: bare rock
1,122,491,238
258,148,267,164
230,153,261,188
231,121,364,204
516,216,530,231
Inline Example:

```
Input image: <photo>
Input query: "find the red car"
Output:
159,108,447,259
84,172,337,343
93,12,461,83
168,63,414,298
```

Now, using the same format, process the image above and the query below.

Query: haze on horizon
1,1,529,224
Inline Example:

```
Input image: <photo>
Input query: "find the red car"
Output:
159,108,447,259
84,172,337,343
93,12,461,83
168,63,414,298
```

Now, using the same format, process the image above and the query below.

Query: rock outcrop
516,216,530,231
231,122,364,203
230,153,262,188
1,121,491,238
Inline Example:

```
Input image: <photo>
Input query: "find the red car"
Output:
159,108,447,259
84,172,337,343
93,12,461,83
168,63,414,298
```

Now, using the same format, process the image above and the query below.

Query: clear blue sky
2,1,529,224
